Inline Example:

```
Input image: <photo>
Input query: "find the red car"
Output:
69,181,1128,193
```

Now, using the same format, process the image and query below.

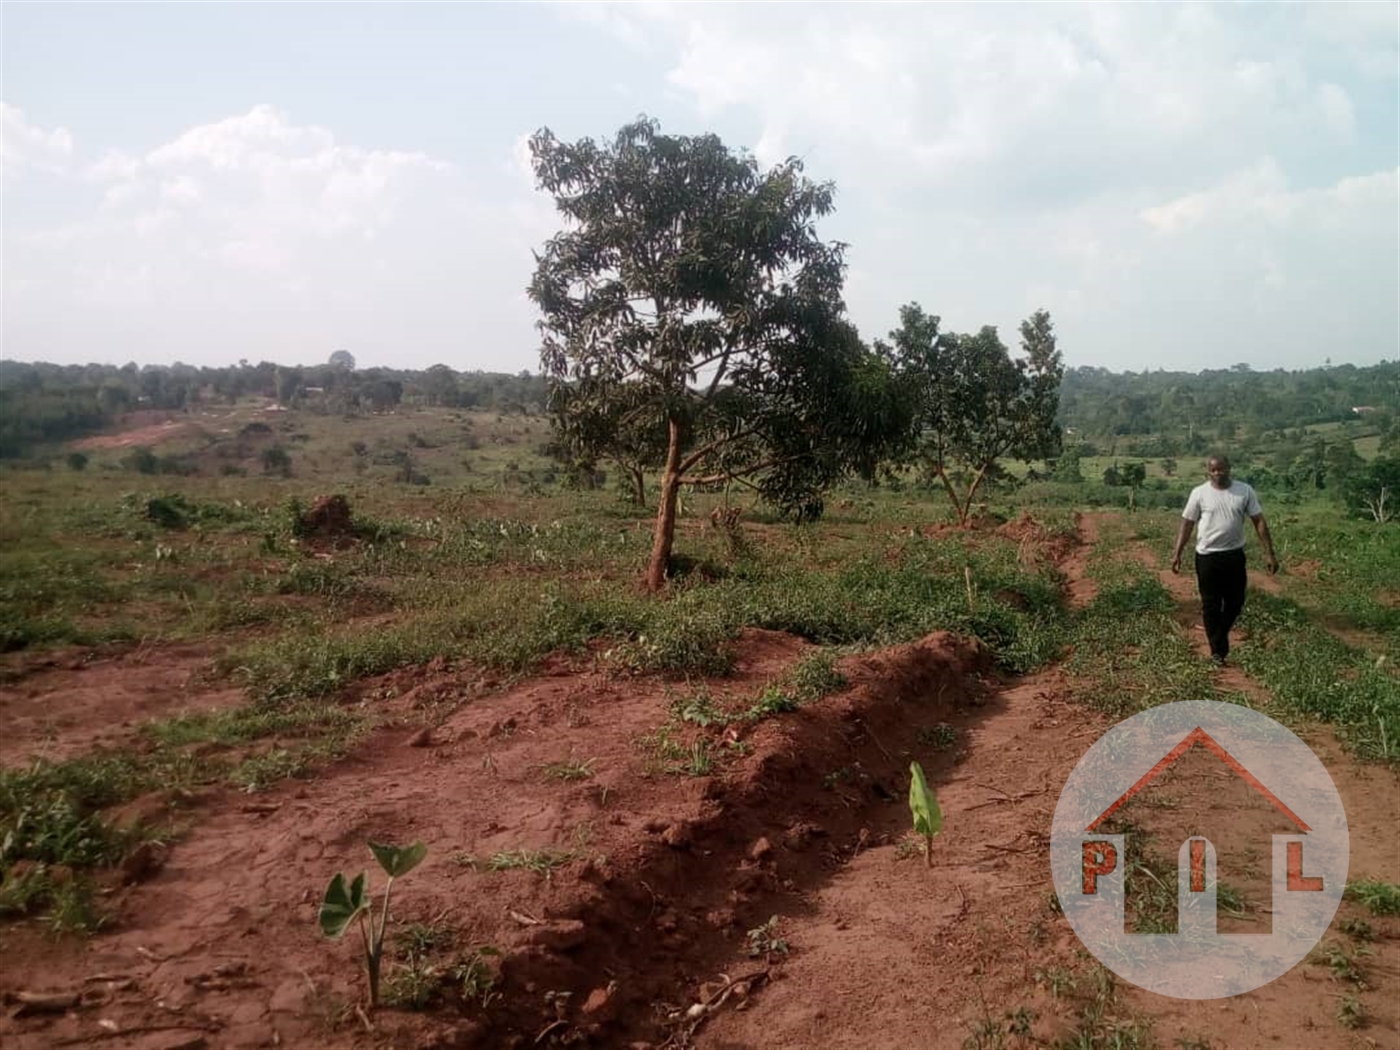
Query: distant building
1352,406,1377,415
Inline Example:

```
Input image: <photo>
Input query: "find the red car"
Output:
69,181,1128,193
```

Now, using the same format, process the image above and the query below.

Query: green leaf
319,871,369,939
369,840,428,879
909,761,943,839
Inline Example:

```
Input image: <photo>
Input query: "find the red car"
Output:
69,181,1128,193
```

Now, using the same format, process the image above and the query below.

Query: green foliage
481,848,576,876
262,444,292,477
908,761,943,868
1336,995,1367,1030
1236,594,1399,763
318,841,427,1008
1338,917,1374,941
745,915,789,958
529,117,909,589
1344,878,1400,916
886,304,1064,524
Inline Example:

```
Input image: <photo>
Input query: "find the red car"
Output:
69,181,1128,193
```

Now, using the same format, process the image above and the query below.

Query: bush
66,452,89,471
262,445,292,477
125,446,158,474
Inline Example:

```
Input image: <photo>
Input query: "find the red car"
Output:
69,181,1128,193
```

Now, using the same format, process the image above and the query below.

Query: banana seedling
319,841,428,1008
908,762,944,868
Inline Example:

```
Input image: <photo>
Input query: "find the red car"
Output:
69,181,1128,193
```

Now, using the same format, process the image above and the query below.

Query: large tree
889,304,1064,526
528,118,899,591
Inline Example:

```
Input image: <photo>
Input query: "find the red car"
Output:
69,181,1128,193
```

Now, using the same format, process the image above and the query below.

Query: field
1,404,1397,1050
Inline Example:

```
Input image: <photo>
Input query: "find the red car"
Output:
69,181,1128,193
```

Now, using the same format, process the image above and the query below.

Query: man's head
1207,456,1231,489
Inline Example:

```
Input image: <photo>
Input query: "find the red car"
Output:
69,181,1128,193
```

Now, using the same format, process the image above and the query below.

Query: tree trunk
933,465,966,527
959,462,992,527
645,418,683,593
630,466,646,507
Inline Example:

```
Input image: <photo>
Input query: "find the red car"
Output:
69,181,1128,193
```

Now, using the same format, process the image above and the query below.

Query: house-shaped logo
1051,702,1348,1000
1080,727,1322,937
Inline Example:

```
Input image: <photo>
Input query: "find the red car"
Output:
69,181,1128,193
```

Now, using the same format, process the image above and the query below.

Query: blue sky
3,1,1397,373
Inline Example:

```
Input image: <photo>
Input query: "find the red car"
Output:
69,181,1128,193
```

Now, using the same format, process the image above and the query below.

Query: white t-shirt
1182,480,1262,554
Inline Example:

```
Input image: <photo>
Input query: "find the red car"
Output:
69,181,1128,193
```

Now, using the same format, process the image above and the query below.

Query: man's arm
1170,518,1194,574
1250,514,1279,574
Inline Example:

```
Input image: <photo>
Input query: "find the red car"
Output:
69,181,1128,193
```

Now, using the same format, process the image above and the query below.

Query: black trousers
1195,548,1247,658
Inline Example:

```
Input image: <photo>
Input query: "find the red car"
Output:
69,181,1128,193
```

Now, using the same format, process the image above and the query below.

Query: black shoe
1211,654,1226,667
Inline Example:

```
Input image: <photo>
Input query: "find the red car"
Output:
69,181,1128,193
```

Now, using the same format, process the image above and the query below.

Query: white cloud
3,106,553,369
598,1,1399,369
1,102,74,179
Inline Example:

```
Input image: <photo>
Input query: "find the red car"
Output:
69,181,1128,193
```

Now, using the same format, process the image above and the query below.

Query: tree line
0,358,550,459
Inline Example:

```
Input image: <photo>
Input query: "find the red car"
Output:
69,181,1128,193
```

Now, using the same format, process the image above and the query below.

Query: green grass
1236,594,1399,763
1344,878,1400,916
480,848,577,876
1064,527,1226,716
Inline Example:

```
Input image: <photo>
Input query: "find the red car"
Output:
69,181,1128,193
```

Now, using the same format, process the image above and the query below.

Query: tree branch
677,426,760,475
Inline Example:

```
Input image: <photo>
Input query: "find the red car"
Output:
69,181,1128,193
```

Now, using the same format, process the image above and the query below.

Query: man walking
1170,455,1279,666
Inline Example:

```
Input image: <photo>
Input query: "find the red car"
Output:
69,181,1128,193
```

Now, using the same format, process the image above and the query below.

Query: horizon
3,2,1397,374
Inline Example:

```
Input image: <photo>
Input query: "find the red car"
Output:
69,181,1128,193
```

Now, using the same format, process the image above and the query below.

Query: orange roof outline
1085,726,1310,834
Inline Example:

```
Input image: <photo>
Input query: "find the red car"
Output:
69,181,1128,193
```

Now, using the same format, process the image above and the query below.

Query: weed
745,916,789,958
962,1017,1006,1050
484,848,576,877
1336,995,1368,1030
540,757,596,782
450,946,502,1009
893,836,923,861
785,650,848,701
1006,1006,1037,1038
1338,917,1374,941
1308,941,1369,988
395,921,451,957
1174,1039,1213,1050
1344,878,1400,916
917,723,958,750
823,767,854,790
46,878,107,935
1035,966,1076,1001
669,686,730,728
384,954,441,1010
1054,965,1153,1050
677,739,714,776
745,685,799,721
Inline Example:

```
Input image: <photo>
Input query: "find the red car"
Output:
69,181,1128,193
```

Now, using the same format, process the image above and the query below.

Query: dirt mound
298,495,354,539
997,511,1078,565
0,630,991,1050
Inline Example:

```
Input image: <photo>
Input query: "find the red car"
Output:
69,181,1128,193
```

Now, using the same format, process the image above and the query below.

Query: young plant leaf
909,761,943,839
319,871,370,939
369,840,428,879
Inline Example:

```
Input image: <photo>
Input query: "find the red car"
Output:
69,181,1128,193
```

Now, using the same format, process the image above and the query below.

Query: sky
2,1,1397,375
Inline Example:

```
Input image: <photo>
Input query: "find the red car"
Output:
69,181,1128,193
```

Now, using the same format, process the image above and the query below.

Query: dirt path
705,513,1400,1050
0,643,244,768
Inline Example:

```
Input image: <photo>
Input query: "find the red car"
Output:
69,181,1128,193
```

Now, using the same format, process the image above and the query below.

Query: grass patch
480,848,577,877
1236,594,1399,763
1344,878,1400,916
540,757,596,781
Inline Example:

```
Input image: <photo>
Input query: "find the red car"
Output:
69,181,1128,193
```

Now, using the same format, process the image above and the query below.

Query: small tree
1343,457,1400,523
891,304,1063,526
529,118,904,591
